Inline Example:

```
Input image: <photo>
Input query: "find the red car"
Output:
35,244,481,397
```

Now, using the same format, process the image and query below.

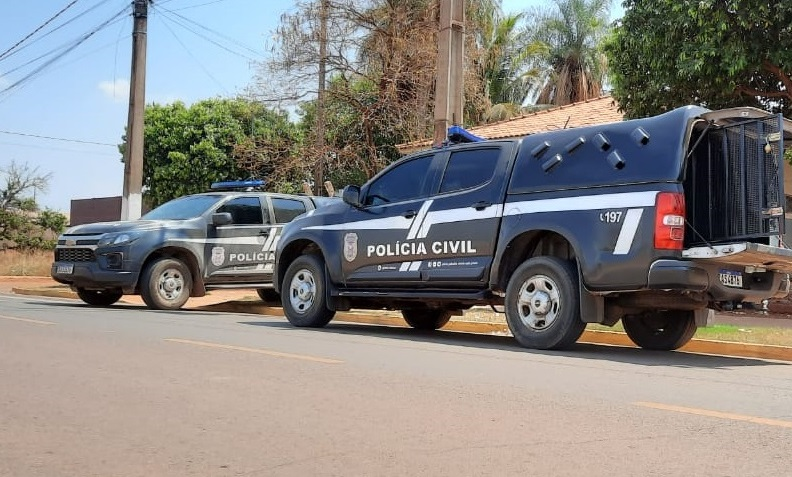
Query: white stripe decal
417,204,503,239
406,200,434,240
505,191,658,216
613,208,644,255
408,261,422,271
305,215,411,231
399,262,410,272
175,237,265,245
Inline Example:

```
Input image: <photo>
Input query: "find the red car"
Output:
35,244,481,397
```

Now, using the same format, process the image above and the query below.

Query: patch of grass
587,322,792,347
0,249,53,276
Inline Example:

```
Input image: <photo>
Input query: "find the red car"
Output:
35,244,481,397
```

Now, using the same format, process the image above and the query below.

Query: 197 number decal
599,210,623,223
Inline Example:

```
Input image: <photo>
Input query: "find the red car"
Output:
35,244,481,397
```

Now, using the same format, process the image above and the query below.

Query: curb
11,287,792,362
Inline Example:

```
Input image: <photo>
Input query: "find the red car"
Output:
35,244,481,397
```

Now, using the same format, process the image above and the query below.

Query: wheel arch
137,246,204,297
495,229,582,292
276,239,323,292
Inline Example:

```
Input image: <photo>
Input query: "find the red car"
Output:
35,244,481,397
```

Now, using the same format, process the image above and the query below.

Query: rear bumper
647,260,709,291
647,258,789,302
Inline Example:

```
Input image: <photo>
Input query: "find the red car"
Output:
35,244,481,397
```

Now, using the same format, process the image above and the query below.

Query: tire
504,256,585,350
76,288,122,307
281,254,335,327
256,289,280,306
140,257,192,310
622,310,697,351
402,308,452,330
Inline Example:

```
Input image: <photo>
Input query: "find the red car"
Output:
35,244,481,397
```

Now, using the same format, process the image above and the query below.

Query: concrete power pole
121,0,149,220
313,0,328,196
433,0,464,148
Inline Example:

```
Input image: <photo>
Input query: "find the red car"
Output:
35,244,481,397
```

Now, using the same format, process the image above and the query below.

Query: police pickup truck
274,105,792,351
51,181,338,310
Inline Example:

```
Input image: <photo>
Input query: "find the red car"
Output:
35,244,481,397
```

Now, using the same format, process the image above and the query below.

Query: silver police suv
52,181,338,310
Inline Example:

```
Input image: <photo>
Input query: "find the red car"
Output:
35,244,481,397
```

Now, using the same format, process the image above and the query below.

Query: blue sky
0,0,622,214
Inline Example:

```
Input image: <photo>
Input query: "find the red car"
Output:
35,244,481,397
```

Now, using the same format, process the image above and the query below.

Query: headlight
97,232,140,247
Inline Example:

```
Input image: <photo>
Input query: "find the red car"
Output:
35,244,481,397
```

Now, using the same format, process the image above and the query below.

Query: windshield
141,194,224,220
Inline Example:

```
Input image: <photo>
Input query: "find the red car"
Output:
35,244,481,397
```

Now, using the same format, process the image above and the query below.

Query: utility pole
433,0,464,148
121,0,149,220
313,0,328,196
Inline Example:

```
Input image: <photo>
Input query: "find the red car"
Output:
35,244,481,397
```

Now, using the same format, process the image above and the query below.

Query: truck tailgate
683,243,792,273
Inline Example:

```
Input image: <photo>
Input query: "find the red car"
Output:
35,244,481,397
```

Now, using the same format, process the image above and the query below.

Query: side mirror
212,212,233,226
342,185,362,208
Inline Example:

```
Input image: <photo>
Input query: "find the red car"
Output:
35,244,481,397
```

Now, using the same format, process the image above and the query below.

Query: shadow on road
240,319,787,369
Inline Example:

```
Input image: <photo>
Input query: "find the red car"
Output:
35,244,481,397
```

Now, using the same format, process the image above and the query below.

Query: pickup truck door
418,144,512,286
205,196,274,284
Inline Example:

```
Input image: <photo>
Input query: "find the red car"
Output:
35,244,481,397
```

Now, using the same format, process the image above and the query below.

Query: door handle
258,230,270,236
472,201,491,211
403,210,417,219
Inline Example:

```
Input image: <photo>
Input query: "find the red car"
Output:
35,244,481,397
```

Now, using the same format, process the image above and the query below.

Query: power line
0,0,117,64
0,5,130,100
156,12,230,94
0,130,117,147
171,0,233,12
0,0,82,61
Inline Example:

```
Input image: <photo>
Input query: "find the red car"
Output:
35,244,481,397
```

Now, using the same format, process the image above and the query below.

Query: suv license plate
56,264,74,274
719,270,743,288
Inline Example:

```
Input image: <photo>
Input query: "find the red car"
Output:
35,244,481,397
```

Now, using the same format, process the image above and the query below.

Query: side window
439,148,500,193
272,198,307,223
216,196,264,225
364,155,433,206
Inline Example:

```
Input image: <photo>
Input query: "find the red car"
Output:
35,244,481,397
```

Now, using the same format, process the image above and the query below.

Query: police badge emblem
211,246,225,266
343,232,358,262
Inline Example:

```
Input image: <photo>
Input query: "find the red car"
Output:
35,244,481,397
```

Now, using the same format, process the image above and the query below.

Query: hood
62,219,185,236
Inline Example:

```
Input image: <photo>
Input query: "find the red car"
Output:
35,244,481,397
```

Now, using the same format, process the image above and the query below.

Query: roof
397,95,624,154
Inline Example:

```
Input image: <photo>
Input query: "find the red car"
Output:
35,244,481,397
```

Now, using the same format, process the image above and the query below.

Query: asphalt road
2,292,792,477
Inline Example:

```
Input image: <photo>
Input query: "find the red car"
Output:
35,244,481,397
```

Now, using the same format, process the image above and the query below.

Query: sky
0,0,623,214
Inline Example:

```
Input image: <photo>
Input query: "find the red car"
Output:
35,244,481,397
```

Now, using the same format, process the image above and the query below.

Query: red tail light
654,192,685,250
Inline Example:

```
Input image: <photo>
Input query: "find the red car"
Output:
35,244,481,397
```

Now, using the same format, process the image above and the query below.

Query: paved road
2,292,792,477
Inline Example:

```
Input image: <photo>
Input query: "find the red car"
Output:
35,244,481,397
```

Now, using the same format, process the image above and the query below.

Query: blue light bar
447,125,486,143
210,179,265,190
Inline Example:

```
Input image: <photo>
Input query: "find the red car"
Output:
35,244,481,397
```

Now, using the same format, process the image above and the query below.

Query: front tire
505,256,585,350
281,254,335,327
402,308,452,330
76,288,122,307
140,257,192,310
622,310,697,350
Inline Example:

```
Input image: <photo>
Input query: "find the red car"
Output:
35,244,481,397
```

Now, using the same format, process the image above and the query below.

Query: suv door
342,153,441,286
205,195,272,284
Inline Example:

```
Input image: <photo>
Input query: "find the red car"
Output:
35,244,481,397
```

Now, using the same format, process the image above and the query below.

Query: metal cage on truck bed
684,113,786,246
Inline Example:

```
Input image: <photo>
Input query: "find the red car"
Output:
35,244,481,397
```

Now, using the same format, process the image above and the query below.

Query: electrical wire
155,12,230,94
0,0,118,63
170,0,232,12
0,130,117,146
0,0,82,61
0,5,129,100
155,4,261,60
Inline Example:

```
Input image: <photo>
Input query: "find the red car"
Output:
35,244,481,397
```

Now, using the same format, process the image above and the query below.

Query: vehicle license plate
56,264,74,274
719,269,743,288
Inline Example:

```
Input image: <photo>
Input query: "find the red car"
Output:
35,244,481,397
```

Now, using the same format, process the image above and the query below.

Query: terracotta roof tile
397,95,623,153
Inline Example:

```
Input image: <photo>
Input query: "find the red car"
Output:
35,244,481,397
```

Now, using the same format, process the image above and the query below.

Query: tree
0,161,66,251
523,0,610,106
122,98,301,207
605,0,792,119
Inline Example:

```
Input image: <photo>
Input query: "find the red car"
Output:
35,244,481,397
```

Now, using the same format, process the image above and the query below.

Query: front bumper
51,261,139,293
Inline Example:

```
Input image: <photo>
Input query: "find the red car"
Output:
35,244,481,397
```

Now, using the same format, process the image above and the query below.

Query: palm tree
525,0,610,106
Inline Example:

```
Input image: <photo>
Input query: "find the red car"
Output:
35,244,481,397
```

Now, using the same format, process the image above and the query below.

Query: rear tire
76,288,122,307
622,310,697,350
256,289,280,306
505,256,585,350
281,254,335,327
402,308,452,330
140,257,192,310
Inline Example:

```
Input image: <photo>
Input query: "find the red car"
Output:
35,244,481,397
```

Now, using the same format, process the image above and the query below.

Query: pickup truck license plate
719,270,743,288
56,264,74,274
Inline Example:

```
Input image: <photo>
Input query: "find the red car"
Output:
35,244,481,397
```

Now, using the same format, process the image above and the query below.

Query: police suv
274,106,792,351
51,181,338,310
